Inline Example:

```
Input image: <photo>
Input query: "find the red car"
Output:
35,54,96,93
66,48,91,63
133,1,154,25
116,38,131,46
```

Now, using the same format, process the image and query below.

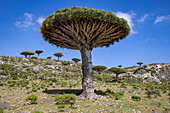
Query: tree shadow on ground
42,89,108,96
42,89,83,96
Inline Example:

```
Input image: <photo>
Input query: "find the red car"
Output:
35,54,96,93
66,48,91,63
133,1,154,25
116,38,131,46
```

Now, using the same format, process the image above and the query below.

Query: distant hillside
0,56,170,84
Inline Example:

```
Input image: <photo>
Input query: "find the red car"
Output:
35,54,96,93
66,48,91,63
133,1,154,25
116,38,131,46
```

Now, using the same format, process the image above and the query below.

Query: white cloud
115,11,137,34
137,14,148,23
15,12,35,29
24,13,33,20
36,16,45,25
154,15,170,24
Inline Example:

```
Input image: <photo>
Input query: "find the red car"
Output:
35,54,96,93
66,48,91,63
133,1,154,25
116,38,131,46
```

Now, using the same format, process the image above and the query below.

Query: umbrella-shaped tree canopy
40,7,130,50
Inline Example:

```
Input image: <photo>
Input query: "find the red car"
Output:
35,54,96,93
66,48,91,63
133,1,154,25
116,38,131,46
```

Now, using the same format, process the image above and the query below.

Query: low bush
0,83,6,86
114,91,124,100
26,95,38,104
61,61,70,66
0,108,4,113
168,92,170,96
145,89,161,98
31,88,38,92
131,95,141,101
55,94,76,106
57,104,66,108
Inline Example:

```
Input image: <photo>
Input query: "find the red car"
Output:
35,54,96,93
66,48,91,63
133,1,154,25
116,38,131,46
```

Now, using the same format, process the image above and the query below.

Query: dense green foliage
40,7,130,33
55,94,76,106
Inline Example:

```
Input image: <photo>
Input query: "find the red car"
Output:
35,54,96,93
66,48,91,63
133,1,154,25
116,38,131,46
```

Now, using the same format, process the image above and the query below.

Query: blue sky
0,0,170,68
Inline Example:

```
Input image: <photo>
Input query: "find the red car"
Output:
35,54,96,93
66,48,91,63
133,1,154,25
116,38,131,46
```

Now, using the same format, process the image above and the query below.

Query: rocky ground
0,56,170,113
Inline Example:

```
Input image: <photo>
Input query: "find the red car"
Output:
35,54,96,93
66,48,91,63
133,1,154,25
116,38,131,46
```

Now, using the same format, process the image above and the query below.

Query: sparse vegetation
0,56,169,113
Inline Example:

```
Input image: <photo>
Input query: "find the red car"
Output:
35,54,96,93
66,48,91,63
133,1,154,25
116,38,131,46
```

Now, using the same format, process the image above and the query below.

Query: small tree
20,51,28,58
72,58,81,64
137,62,143,66
108,67,126,82
20,51,35,58
118,65,122,68
92,65,107,75
26,51,35,58
53,53,63,61
35,50,43,57
47,56,52,60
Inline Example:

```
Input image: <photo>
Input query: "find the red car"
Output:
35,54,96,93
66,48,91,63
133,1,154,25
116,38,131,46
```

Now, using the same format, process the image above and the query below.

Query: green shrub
61,61,70,66
55,94,76,106
26,95,38,104
57,104,66,108
163,90,167,94
133,85,139,89
31,56,38,59
115,94,122,100
168,92,170,96
31,88,38,92
114,91,124,100
57,104,66,112
145,89,161,98
116,91,124,96
0,83,6,86
131,95,141,101
32,111,43,113
105,88,115,95
0,108,4,113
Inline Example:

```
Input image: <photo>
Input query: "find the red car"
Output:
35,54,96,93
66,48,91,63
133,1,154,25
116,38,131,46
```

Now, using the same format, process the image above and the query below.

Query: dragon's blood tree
93,65,107,75
35,50,43,57
40,7,130,99
53,52,63,61
72,58,81,64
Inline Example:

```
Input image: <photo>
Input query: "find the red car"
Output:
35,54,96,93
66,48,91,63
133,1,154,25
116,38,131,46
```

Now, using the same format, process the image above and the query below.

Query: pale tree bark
79,48,98,99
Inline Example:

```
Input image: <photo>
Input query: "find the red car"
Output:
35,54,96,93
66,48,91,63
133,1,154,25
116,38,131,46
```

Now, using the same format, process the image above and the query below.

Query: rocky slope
0,56,170,83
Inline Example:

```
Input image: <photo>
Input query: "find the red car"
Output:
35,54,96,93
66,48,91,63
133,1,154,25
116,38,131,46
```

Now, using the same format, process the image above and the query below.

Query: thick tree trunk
115,74,119,82
79,49,98,99
98,70,102,75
